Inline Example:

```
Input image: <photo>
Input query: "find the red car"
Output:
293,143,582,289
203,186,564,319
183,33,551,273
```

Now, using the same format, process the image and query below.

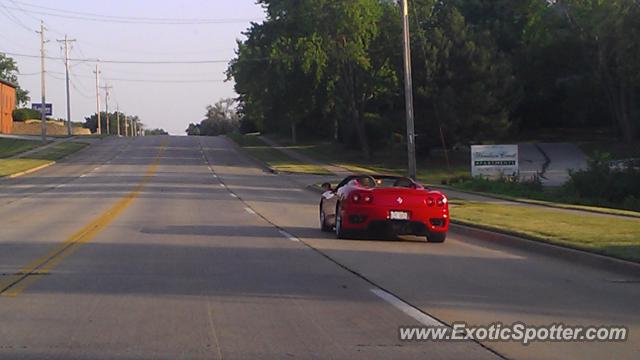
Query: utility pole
400,0,417,179
116,105,121,136
100,83,112,135
94,64,101,135
37,20,48,144
57,35,76,137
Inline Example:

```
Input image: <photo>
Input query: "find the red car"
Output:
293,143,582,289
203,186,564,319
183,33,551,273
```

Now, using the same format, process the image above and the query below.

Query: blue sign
31,103,53,116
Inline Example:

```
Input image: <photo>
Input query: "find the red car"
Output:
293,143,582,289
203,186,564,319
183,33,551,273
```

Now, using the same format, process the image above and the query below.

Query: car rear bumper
341,204,449,234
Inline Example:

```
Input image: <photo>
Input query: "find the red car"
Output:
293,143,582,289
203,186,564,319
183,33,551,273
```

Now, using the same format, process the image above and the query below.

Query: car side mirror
321,182,333,192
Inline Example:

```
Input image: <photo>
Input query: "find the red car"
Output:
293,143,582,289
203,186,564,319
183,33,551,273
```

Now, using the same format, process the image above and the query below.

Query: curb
450,223,640,276
6,161,56,179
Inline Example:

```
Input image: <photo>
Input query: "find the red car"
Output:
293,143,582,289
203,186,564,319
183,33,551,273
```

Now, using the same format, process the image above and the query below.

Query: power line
2,1,261,25
21,69,225,83
1,51,234,64
7,0,65,36
0,1,35,32
104,78,226,83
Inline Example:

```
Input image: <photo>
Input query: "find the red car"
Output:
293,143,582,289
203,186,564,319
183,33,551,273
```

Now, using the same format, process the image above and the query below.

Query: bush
565,152,640,208
12,108,41,121
455,176,543,196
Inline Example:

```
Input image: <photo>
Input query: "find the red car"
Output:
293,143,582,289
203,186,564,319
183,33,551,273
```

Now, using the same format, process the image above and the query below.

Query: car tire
427,232,446,243
320,201,332,232
335,203,348,239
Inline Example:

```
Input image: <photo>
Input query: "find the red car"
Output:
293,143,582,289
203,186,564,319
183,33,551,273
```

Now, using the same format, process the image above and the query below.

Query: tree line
83,112,143,135
186,98,240,136
227,0,640,158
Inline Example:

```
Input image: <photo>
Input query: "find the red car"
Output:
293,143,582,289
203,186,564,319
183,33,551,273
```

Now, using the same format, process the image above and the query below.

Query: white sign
471,145,519,179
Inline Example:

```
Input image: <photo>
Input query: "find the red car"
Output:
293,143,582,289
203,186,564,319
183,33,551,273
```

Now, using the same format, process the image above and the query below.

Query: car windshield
373,177,415,188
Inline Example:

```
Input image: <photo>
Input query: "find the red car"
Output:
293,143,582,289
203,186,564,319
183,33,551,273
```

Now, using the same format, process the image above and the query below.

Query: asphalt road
0,136,637,360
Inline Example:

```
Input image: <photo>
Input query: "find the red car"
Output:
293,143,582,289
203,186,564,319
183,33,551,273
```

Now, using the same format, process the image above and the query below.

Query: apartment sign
471,145,518,178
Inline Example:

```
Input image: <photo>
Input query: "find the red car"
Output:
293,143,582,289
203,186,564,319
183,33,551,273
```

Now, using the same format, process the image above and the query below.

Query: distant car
319,175,449,242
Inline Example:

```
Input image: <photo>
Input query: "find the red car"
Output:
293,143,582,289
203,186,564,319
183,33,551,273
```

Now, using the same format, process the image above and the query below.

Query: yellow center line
0,141,168,297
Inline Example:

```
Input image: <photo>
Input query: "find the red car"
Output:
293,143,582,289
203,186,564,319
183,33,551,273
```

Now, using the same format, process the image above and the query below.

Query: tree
0,53,30,105
409,1,518,149
228,0,637,153
145,128,169,136
185,123,201,136
83,111,141,135
185,99,240,136
229,0,395,157
525,0,640,142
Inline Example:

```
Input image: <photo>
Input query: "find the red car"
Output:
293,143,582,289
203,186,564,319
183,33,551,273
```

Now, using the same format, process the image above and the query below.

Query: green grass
0,159,51,177
227,134,331,175
0,142,88,177
28,142,88,161
452,201,640,262
272,137,470,184
450,177,640,216
0,138,41,158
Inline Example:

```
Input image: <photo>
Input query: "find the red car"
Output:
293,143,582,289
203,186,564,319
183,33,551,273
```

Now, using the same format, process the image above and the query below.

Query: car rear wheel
320,201,331,232
427,232,446,243
335,204,348,239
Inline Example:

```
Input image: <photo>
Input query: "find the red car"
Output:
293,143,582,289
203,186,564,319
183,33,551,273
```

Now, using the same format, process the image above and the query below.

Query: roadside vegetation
227,1,639,157
82,111,144,135
228,134,331,175
449,154,640,212
452,200,640,263
0,141,88,177
186,99,240,136
257,135,640,214
0,138,40,158
222,0,640,213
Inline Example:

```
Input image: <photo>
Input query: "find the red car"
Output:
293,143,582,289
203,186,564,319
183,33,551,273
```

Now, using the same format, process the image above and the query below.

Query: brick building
0,78,17,134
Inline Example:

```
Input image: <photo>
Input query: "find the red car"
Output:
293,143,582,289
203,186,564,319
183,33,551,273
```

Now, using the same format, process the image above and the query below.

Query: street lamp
400,0,417,179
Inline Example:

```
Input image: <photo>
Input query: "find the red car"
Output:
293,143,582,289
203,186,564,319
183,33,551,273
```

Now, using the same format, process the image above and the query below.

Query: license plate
389,211,409,220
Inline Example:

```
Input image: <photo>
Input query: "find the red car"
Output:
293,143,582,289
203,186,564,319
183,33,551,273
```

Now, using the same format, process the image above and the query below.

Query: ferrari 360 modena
319,175,449,242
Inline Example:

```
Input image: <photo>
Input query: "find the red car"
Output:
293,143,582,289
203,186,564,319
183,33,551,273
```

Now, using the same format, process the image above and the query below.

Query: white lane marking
244,207,256,215
370,288,445,327
230,193,238,198
219,184,226,188
278,230,300,242
80,174,88,178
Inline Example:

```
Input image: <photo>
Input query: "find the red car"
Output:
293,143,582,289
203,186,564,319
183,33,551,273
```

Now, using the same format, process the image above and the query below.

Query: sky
0,0,266,134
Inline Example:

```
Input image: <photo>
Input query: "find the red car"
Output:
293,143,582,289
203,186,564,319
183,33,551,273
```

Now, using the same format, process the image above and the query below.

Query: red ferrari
319,175,449,242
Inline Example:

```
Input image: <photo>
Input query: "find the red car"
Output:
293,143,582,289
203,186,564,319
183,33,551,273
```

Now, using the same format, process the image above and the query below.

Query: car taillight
426,197,435,207
352,193,361,203
437,196,448,207
363,194,373,203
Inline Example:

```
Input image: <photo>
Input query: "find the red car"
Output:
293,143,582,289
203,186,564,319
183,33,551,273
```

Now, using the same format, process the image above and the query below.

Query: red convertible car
319,175,449,242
